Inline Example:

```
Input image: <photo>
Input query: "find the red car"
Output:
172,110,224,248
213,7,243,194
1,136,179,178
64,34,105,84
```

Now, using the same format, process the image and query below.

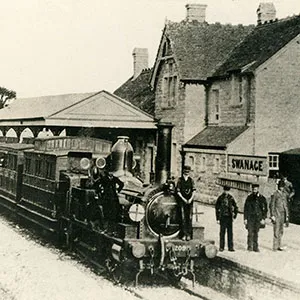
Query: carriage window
25,158,31,174
7,155,17,170
35,160,42,176
46,161,55,179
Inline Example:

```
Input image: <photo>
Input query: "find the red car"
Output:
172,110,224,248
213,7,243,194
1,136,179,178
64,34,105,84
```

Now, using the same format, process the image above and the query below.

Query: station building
146,2,300,206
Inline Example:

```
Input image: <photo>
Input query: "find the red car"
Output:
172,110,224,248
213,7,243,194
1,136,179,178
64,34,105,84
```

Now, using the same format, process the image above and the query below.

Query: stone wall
255,36,300,156
207,76,255,126
155,60,206,176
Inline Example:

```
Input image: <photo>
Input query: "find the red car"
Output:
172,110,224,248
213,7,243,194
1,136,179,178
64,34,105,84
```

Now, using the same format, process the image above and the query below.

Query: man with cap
176,165,196,241
215,186,238,252
244,183,268,252
270,181,289,251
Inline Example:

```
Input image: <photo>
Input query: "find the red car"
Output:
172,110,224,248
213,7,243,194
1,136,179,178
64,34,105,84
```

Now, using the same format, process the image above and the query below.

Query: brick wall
255,36,300,155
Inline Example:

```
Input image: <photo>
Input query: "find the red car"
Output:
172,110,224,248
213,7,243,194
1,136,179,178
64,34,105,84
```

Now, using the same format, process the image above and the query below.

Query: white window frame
268,153,279,170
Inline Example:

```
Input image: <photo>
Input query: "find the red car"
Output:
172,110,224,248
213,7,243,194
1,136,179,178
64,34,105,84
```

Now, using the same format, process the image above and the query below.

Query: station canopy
0,90,156,129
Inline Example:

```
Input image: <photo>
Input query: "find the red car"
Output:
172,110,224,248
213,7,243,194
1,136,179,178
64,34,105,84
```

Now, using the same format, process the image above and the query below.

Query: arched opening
20,128,34,143
37,128,54,138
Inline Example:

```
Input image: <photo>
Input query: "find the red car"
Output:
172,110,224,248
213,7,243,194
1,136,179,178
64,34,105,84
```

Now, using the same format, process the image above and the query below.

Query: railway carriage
18,136,112,234
0,143,34,210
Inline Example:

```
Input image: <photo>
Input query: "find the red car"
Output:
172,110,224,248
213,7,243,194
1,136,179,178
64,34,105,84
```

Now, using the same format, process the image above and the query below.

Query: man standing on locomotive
244,183,268,252
99,169,124,235
176,165,196,241
215,186,238,252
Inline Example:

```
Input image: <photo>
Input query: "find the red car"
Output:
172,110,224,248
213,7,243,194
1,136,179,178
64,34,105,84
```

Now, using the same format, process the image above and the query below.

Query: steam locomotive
0,123,217,285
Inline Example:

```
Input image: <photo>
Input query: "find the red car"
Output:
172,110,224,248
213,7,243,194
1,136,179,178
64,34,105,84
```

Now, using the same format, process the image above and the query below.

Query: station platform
195,203,300,297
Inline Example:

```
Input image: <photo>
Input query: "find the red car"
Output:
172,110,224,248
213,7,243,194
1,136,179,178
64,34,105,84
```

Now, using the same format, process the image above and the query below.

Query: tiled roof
281,148,300,155
184,126,248,149
165,21,254,80
114,69,155,115
213,15,300,76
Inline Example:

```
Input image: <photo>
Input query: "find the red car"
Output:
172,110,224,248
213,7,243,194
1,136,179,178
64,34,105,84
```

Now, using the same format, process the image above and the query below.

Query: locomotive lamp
95,156,106,169
80,157,91,170
129,203,145,222
204,243,218,259
131,242,146,258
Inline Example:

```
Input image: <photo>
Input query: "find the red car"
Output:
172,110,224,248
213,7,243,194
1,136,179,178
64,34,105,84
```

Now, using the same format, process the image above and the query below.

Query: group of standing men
215,176,294,252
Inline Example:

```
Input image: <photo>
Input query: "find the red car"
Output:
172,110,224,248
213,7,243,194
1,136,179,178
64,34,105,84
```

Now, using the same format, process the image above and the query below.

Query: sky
1,0,300,99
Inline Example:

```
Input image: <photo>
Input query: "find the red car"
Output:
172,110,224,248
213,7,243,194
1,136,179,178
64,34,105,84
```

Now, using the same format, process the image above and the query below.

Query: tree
0,87,16,109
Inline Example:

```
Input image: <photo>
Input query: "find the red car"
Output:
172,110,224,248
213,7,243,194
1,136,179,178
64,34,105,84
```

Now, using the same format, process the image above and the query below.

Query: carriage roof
32,136,112,155
0,143,34,153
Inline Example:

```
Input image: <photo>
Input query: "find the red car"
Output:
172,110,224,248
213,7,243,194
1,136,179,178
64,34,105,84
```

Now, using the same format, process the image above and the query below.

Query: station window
162,61,178,108
269,154,279,170
187,155,195,170
268,153,279,179
200,155,206,172
213,156,220,174
211,89,220,123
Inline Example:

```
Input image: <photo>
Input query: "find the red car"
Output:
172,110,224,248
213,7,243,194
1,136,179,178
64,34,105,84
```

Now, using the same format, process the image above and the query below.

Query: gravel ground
0,216,233,300
0,217,137,300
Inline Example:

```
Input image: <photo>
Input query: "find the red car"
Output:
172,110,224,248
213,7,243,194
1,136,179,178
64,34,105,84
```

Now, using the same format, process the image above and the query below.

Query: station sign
228,154,268,176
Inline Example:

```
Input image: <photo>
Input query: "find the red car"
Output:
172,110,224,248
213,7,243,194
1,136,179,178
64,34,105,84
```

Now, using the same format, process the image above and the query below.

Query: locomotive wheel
167,269,182,285
106,259,124,284
112,265,123,284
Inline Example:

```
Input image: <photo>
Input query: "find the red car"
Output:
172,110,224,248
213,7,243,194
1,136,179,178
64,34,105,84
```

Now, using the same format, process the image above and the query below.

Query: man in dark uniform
278,174,294,221
278,175,295,202
215,186,238,252
176,165,196,241
244,183,268,252
99,170,124,234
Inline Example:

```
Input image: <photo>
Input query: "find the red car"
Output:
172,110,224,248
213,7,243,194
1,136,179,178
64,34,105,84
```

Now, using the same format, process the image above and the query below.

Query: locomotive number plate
174,245,188,252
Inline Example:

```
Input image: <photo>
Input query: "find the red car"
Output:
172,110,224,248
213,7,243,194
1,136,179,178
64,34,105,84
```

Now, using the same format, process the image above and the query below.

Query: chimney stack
132,48,148,80
186,3,207,23
257,2,276,25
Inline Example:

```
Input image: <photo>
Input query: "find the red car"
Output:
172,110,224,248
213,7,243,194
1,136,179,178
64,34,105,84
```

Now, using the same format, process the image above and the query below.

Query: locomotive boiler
0,123,217,286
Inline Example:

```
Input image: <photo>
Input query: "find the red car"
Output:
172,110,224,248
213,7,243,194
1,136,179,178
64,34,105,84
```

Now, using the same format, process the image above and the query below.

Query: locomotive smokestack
155,122,173,184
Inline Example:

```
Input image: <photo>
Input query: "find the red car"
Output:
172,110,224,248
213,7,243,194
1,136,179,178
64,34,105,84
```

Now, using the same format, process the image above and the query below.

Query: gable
49,90,155,129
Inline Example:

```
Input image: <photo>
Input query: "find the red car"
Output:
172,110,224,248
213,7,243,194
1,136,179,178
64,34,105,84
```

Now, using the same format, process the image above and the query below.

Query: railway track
121,278,232,300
